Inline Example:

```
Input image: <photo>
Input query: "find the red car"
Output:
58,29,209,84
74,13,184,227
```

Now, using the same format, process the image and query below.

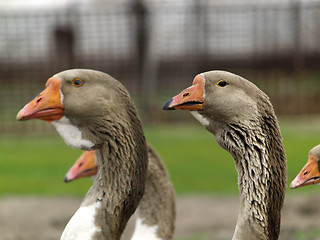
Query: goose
65,145,176,240
290,144,320,189
16,69,149,240
163,70,287,240
65,150,97,181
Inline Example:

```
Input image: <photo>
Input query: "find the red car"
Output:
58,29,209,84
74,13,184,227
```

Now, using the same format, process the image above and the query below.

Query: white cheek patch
202,76,206,100
191,111,210,127
52,116,94,149
60,88,64,106
131,218,161,240
60,202,102,240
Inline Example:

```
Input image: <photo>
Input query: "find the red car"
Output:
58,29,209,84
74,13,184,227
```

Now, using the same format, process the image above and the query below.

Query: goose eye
217,80,227,87
72,78,84,87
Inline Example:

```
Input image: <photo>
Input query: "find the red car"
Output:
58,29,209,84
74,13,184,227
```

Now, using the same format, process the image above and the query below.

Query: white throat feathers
131,218,161,240
52,116,95,149
60,202,102,240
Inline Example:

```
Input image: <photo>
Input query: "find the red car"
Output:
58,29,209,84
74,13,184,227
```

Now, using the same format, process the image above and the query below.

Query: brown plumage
163,70,287,240
65,144,176,240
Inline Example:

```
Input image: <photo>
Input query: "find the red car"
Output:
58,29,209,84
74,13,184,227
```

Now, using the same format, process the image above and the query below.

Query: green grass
144,124,236,194
295,228,320,240
0,135,92,196
1,116,320,196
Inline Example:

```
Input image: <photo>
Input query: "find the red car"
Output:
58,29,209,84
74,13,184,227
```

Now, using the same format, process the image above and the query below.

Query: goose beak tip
64,176,70,183
16,109,25,121
163,98,175,110
289,181,298,189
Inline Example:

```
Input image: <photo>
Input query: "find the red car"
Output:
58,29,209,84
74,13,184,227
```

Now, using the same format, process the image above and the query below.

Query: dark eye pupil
218,81,227,87
74,79,82,86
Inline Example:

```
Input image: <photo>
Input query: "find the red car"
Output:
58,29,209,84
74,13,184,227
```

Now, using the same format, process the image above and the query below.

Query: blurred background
1,0,320,239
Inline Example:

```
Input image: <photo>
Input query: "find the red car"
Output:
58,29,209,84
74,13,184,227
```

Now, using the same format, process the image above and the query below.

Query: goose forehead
54,69,92,79
309,145,320,158
56,72,121,101
203,70,240,83
54,69,114,83
203,71,258,91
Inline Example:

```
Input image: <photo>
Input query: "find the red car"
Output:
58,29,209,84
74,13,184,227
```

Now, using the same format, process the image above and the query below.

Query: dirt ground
0,194,319,240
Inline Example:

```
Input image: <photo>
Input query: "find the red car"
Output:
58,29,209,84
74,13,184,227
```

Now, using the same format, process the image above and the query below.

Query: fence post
54,26,74,69
132,0,155,120
291,0,304,72
132,0,147,82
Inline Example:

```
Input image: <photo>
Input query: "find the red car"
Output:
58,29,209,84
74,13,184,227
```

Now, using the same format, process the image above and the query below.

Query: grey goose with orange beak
163,71,287,240
290,144,320,189
17,69,149,240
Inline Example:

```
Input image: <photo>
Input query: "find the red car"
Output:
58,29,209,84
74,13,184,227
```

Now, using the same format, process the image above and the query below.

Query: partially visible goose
65,150,97,182
65,144,176,240
163,71,287,240
17,69,149,240
290,144,320,189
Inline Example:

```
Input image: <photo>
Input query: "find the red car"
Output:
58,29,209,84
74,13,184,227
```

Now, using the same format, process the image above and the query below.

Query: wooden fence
1,0,320,134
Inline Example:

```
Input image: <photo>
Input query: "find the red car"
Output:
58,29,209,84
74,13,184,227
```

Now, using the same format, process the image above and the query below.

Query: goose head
64,150,97,182
163,71,272,152
17,69,140,150
290,144,320,188
164,70,286,240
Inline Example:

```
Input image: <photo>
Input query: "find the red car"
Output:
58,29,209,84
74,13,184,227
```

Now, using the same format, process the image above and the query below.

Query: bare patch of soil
0,194,319,240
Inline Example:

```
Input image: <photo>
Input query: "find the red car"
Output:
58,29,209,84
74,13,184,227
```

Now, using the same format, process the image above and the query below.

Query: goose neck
223,122,285,240
80,125,148,239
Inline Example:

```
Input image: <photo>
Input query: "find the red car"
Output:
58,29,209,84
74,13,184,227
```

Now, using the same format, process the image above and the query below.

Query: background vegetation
1,115,320,197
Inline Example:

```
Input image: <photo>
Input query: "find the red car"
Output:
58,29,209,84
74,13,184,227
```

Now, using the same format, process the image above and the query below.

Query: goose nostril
183,92,190,98
303,171,309,176
36,97,42,103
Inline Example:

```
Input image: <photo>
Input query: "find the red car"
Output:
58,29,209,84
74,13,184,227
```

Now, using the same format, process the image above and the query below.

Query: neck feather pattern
81,106,148,240
219,109,286,240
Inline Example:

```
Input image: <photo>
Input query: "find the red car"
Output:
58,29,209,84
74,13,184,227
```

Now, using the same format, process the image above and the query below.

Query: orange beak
163,74,205,111
16,77,64,122
64,150,97,182
290,154,320,189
